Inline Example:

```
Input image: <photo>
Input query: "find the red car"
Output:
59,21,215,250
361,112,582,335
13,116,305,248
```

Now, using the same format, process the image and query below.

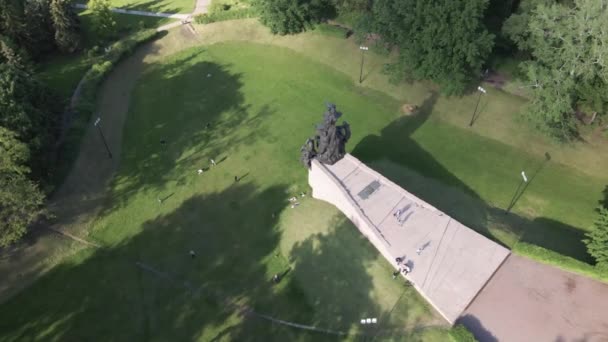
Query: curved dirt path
0,27,201,302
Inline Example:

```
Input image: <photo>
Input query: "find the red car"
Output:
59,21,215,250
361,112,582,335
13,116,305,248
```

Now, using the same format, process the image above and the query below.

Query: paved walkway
460,255,608,342
309,155,510,323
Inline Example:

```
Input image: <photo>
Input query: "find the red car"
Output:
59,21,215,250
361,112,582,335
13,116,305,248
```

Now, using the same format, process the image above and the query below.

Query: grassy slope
38,11,168,100
0,43,448,341
108,0,195,13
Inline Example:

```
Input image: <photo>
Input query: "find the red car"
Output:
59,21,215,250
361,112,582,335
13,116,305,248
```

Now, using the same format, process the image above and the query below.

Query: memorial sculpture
301,104,351,167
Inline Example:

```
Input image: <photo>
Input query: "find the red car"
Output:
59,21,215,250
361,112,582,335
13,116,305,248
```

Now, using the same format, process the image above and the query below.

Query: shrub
314,23,350,38
194,8,257,24
450,324,477,342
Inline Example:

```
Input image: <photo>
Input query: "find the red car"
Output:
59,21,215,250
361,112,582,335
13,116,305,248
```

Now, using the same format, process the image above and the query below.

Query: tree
503,0,608,140
254,0,334,35
89,0,116,41
373,0,494,95
584,206,608,271
0,64,61,176
24,0,57,57
50,0,81,53
0,126,45,247
0,35,30,70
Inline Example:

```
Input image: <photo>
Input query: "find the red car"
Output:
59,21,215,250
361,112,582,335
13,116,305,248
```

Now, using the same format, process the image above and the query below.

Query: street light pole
506,171,528,213
94,117,112,159
359,46,368,83
469,86,487,127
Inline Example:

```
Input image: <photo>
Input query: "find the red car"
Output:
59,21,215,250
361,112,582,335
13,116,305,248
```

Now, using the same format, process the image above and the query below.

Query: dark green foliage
450,324,478,342
373,0,494,95
313,23,350,38
24,0,57,57
254,0,334,34
503,0,608,140
0,127,46,247
195,7,257,24
89,0,117,41
0,64,62,179
50,0,82,53
0,35,30,70
584,206,608,271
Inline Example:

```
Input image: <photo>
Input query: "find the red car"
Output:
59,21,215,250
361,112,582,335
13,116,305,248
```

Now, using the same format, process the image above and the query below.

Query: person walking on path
210,158,216,166
189,250,196,259
234,175,238,182
392,271,400,279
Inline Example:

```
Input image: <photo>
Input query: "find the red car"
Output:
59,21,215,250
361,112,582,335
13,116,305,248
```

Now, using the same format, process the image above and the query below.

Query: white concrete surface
74,3,189,19
309,154,510,323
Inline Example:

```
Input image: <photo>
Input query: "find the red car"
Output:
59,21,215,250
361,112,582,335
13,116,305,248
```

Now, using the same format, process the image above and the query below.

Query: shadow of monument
456,314,498,342
351,92,593,262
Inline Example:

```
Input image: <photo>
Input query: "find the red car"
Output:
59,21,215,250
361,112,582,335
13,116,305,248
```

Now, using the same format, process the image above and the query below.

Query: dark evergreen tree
24,0,57,57
50,0,81,53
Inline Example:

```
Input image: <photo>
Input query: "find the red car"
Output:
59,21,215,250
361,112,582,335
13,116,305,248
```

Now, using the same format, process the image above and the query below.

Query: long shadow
456,314,498,342
98,52,275,215
351,92,593,262
0,184,318,341
0,185,422,341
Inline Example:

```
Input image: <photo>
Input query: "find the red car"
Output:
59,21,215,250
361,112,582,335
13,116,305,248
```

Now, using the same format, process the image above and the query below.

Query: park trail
0,26,201,303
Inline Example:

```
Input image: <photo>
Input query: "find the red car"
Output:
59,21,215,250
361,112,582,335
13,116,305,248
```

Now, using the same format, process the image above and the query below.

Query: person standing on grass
211,158,216,166
234,176,238,182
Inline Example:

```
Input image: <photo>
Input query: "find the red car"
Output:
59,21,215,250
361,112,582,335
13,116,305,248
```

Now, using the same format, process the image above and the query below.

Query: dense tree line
254,0,608,139
0,0,81,246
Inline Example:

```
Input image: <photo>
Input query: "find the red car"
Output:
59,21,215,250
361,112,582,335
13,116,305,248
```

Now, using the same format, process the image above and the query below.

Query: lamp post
359,46,369,83
506,170,528,214
469,86,487,127
94,117,112,159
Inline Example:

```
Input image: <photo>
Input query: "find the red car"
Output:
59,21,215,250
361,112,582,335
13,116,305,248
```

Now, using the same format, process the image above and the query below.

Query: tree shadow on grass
351,92,594,263
98,51,275,215
0,183,321,341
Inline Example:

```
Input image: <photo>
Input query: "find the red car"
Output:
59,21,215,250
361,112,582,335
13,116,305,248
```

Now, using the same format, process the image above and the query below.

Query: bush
513,242,608,282
194,8,257,24
314,23,351,38
54,29,161,183
450,324,477,342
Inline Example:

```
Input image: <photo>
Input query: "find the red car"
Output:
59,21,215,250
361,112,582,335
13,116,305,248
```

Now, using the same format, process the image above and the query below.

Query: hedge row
55,29,161,183
194,8,257,24
513,242,608,282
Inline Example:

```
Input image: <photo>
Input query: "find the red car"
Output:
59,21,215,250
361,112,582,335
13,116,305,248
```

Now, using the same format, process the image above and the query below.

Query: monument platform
309,154,510,323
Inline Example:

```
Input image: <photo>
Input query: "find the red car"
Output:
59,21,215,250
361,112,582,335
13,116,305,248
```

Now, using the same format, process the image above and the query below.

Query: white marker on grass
521,171,528,183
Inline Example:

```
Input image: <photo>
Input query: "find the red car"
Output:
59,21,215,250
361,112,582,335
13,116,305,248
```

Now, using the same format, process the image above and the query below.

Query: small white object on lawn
371,318,377,324
359,46,369,51
360,319,366,324
477,86,487,94
521,171,528,182
366,318,372,324
197,169,203,175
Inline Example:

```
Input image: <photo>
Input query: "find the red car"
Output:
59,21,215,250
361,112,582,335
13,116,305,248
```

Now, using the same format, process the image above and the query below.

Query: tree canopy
504,0,608,140
50,0,82,53
373,0,495,95
584,206,608,271
254,0,334,35
0,126,45,247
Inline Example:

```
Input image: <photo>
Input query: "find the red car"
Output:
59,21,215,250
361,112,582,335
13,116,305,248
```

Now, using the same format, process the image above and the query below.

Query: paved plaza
309,154,510,323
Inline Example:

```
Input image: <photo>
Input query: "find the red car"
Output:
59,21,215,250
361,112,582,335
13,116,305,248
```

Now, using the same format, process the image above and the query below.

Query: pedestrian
395,257,403,265
234,175,238,182
401,265,411,275
272,274,280,284
205,123,211,129
197,169,203,175
393,209,402,218
416,248,422,255
392,271,400,279
189,250,196,259
160,139,166,145
157,198,162,204
211,158,216,166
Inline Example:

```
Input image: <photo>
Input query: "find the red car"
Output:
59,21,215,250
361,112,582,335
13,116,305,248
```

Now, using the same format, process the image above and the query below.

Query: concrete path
309,155,510,323
460,254,608,342
194,0,211,14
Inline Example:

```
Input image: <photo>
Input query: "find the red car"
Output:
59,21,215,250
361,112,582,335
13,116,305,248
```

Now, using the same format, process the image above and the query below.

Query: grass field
4,18,608,340
107,0,195,13
0,43,449,341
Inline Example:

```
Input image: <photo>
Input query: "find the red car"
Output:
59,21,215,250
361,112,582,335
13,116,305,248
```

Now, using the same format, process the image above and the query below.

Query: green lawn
0,43,449,341
107,0,195,13
38,11,168,100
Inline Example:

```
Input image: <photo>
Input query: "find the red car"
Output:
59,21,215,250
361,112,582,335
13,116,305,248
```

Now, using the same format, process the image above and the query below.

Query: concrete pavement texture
309,154,510,323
